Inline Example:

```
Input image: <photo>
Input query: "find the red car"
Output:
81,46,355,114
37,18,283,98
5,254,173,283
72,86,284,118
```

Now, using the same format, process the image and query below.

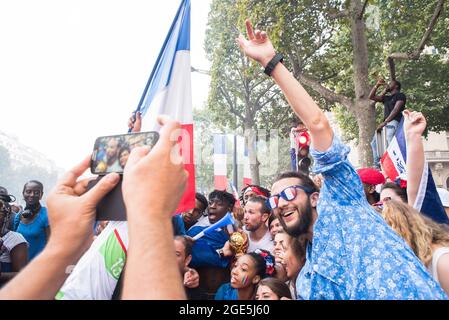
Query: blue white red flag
134,0,195,213
213,134,228,190
381,119,448,224
230,183,241,207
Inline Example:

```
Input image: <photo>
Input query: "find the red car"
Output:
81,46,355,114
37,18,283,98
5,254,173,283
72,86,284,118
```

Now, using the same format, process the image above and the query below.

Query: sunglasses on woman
266,185,314,210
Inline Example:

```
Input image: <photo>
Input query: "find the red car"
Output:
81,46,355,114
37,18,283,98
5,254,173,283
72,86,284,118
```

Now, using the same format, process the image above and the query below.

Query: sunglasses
266,185,314,210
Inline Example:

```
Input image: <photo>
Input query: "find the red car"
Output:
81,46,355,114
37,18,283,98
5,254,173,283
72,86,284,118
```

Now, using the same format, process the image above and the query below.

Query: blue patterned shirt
296,135,448,300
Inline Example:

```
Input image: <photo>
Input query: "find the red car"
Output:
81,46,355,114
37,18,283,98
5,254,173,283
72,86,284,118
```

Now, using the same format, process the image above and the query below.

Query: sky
0,0,212,171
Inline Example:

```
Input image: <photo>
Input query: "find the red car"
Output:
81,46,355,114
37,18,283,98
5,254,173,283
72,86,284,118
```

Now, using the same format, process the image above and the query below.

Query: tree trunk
352,101,376,167
349,0,375,167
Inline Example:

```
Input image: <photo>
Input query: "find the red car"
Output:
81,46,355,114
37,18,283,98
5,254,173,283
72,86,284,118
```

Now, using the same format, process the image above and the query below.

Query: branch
271,111,290,131
250,78,269,91
387,0,445,78
297,73,354,109
256,89,281,111
253,82,276,109
319,72,339,82
218,85,245,122
328,9,348,20
358,0,370,20
387,57,397,81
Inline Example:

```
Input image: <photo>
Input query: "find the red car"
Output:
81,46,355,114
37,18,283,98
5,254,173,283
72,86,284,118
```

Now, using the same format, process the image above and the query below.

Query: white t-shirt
428,246,449,284
244,228,274,254
0,231,28,263
57,221,128,300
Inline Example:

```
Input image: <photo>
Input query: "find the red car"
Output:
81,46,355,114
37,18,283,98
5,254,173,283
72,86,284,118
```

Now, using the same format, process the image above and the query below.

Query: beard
245,221,263,232
278,199,313,238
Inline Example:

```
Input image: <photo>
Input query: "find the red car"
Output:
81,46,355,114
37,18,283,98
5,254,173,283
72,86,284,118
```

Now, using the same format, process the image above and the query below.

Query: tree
230,0,448,166
205,0,296,184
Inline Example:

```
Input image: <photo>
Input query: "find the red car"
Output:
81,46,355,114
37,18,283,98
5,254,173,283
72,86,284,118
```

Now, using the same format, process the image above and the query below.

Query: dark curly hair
208,190,236,208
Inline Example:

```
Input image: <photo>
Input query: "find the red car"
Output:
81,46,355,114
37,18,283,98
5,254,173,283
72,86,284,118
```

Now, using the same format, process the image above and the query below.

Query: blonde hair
382,200,449,265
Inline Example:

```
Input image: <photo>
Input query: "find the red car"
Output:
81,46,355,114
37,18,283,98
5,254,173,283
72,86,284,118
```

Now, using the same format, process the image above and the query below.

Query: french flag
381,120,448,224
135,0,195,213
213,134,228,190
230,183,241,207
243,143,252,186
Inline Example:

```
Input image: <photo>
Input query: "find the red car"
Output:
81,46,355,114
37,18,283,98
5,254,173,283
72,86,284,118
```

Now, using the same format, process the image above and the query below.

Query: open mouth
281,210,295,218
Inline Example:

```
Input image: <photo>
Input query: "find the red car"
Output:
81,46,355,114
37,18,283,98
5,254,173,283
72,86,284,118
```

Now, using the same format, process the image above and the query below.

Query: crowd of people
0,19,448,300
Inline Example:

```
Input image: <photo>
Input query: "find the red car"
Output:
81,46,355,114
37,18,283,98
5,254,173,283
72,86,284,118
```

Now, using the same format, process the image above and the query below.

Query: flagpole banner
230,182,241,208
213,134,228,190
138,0,194,213
381,119,448,224
243,142,252,186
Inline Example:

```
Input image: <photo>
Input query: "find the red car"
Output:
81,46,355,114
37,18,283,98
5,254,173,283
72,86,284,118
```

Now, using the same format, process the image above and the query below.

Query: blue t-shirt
14,207,49,261
215,283,238,300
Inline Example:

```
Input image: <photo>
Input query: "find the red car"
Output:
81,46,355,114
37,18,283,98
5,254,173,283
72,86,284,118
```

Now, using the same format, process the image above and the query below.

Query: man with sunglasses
239,19,447,299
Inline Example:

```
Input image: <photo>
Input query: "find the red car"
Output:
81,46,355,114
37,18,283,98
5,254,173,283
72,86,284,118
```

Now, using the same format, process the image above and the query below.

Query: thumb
402,109,411,118
125,146,151,169
237,34,245,49
83,173,120,205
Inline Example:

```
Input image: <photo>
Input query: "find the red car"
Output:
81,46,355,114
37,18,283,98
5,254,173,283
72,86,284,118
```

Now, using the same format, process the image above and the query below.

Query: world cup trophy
229,230,248,257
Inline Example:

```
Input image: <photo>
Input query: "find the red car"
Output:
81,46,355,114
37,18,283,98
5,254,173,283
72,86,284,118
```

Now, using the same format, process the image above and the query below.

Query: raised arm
237,19,333,152
369,79,387,103
403,110,426,207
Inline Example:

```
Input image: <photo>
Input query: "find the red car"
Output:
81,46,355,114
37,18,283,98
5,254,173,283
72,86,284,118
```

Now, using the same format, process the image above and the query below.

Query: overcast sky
0,0,212,170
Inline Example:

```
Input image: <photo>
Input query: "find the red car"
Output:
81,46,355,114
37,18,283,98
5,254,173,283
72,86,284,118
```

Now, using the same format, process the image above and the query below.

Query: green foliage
206,0,449,144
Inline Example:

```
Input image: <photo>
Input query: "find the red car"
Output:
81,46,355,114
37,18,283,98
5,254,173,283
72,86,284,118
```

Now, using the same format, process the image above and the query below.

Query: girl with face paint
214,250,274,300
14,181,50,261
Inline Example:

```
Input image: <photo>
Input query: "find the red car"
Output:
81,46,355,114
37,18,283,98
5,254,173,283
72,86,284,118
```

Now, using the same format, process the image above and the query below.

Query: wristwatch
264,53,284,76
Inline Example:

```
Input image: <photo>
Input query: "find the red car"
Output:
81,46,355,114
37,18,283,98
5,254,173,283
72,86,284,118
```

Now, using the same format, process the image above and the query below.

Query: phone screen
90,131,159,175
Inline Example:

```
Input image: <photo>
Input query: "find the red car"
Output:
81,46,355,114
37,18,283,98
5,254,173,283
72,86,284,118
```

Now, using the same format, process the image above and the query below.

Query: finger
245,19,255,40
254,29,261,40
82,172,120,205
126,146,151,168
260,31,268,41
236,34,246,49
58,155,92,188
73,177,98,196
402,110,411,118
153,115,181,152
135,111,142,127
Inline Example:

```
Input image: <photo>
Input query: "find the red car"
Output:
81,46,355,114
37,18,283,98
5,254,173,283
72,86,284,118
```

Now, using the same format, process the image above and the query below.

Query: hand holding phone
122,116,188,220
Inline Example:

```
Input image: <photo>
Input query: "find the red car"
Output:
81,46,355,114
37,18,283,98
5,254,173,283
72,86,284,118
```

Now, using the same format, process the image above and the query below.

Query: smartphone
90,131,159,175
87,176,126,221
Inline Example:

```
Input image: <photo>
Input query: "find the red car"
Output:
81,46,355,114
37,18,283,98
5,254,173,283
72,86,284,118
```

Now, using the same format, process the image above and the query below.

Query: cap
357,168,386,185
